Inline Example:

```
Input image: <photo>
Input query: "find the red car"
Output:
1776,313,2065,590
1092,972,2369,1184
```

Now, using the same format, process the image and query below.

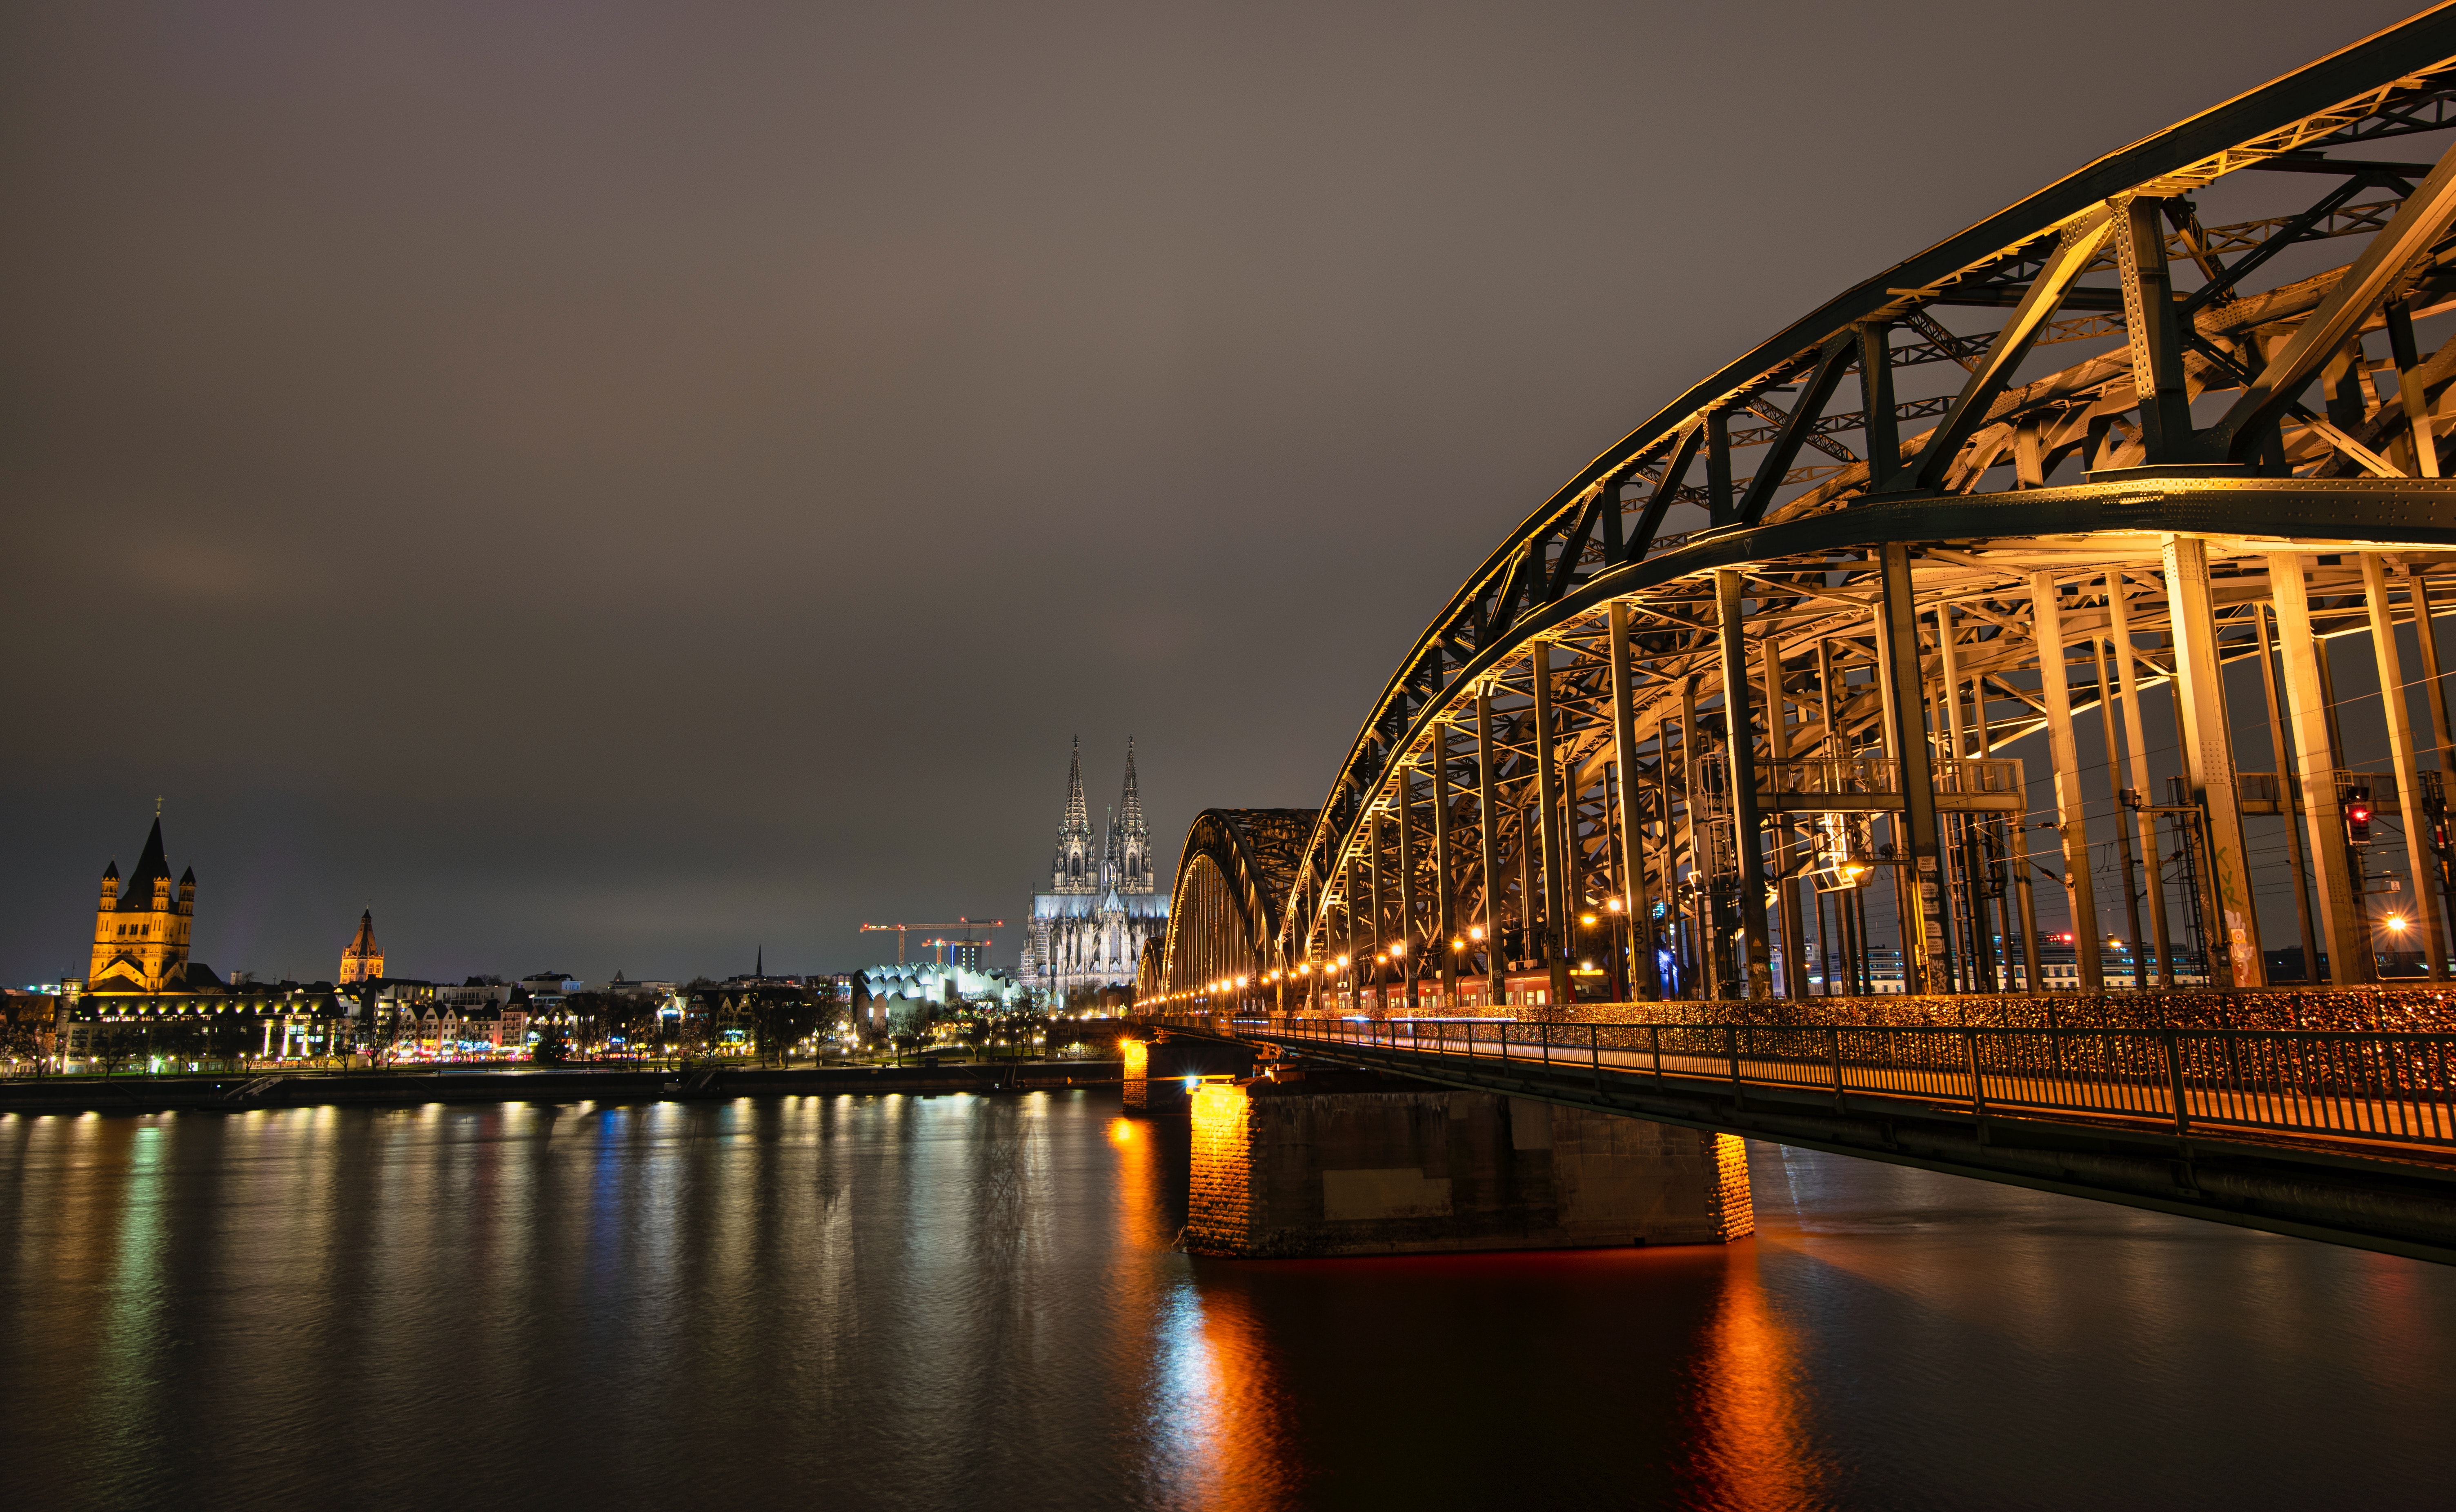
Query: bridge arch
1241,9,2456,1010
1159,809,1316,1003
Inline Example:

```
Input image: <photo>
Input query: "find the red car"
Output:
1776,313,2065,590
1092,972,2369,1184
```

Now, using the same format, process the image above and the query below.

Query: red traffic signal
2346,786,2374,845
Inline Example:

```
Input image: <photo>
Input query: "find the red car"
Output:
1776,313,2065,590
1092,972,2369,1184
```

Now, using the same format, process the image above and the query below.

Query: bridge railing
1247,1016,2456,1150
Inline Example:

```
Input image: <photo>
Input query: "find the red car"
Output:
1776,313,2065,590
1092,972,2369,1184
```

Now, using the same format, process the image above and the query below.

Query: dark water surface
4,1092,2451,1510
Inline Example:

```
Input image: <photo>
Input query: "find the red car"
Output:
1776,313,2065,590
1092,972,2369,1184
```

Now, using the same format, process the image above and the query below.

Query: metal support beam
2213,137,2456,461
1901,207,2117,493
2116,195,2194,459
1857,322,1900,491
1608,602,1661,999
2256,603,2323,982
1879,544,1948,993
1705,409,1735,526
1475,685,1506,1009
2387,299,2443,478
2030,573,2103,990
2107,582,2174,987
1396,768,1419,1010
1531,644,1575,1008
2362,554,2449,978
1736,335,1855,525
2164,535,2265,988
1681,678,1718,1000
2270,554,2374,983
1764,634,1809,1000
1433,725,1460,1009
1717,572,1773,998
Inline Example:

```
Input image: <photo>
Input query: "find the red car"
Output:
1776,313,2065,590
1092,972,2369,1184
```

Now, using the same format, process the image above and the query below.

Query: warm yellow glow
1108,1118,1136,1145
1581,912,1597,926
1450,937,1465,950
1469,925,1486,941
1606,897,1623,913
1297,963,1312,974
2388,914,2410,932
1236,975,1249,987
1336,954,1350,968
1389,940,1406,957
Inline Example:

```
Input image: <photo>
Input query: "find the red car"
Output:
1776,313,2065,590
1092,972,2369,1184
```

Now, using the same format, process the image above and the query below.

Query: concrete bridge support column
1185,1072,1754,1258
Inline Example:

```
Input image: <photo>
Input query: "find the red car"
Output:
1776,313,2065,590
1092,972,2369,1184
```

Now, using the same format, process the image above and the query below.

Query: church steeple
1100,805,1120,894
1117,737,1152,894
1050,737,1096,894
88,812,194,994
340,908,384,985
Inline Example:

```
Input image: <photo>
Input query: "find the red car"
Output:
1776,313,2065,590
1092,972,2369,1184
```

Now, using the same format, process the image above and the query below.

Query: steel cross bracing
1148,8,2456,1018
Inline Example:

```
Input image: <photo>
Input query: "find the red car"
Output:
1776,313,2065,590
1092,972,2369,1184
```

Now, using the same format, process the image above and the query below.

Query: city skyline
1,0,2413,983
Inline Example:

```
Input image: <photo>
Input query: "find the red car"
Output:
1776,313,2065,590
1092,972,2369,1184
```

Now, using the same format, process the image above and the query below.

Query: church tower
86,815,195,994
1117,736,1152,894
340,910,384,984
1050,737,1096,895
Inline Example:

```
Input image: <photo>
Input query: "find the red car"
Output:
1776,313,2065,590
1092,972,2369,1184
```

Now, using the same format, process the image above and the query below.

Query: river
3,1092,2449,1510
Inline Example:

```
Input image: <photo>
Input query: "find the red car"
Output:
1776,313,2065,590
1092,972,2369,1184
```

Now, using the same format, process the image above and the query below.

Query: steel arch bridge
1158,809,1317,997
1157,5,2456,1019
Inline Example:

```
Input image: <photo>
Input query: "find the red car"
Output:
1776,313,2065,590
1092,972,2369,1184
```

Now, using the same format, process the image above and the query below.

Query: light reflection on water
1,1096,2452,1511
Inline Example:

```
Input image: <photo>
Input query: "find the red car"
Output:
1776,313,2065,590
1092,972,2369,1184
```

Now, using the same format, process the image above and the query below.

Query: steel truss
1161,7,2456,1012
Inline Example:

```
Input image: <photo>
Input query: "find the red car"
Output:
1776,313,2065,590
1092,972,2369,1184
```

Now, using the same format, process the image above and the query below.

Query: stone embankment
0,1060,1121,1116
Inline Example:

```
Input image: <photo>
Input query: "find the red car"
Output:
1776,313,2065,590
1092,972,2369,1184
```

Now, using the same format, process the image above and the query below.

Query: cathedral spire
1062,736,1090,839
1119,736,1146,840
1050,737,1096,893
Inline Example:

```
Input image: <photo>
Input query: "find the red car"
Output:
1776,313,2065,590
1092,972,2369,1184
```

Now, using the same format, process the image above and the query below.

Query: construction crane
860,918,1004,965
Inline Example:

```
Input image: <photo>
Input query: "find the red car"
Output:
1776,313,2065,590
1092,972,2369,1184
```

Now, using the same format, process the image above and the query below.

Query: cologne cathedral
1021,738,1166,1004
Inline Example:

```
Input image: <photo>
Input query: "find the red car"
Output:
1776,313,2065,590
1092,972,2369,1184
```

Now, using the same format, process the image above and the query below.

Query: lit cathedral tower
1117,736,1151,894
1051,738,1096,895
1022,737,1168,1005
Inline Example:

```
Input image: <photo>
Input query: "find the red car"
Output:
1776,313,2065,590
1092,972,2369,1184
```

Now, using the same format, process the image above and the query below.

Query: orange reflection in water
1106,1103,1299,1510
1165,1275,1301,1512
1686,1243,1824,1512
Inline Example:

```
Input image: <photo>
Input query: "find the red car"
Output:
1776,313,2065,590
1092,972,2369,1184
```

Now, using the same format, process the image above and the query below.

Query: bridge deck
1192,1015,2456,1265
1257,1018,2456,1164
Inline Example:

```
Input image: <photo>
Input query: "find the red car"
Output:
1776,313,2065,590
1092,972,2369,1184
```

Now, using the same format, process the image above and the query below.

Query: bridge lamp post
1390,939,1408,1012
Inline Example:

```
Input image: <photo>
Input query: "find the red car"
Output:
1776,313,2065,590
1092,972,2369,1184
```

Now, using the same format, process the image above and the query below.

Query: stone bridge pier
1185,1066,1753,1258
1120,1032,1264,1114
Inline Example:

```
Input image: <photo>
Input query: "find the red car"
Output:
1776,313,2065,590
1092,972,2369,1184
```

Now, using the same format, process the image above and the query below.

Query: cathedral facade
1021,739,1167,1005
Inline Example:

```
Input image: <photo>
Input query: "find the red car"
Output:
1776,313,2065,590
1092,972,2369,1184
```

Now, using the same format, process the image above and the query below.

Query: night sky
0,1,2421,985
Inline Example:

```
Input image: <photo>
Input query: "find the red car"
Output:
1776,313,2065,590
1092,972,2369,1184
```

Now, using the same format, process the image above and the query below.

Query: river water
3,1092,2450,1510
